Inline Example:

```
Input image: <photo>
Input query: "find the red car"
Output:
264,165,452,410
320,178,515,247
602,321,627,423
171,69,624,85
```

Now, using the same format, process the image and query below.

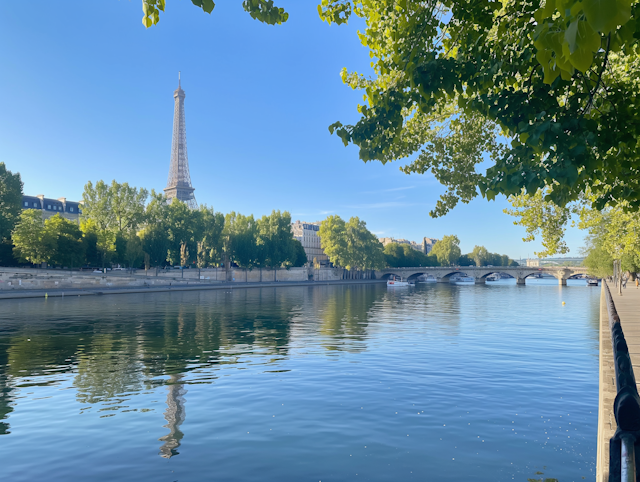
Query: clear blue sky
0,1,584,259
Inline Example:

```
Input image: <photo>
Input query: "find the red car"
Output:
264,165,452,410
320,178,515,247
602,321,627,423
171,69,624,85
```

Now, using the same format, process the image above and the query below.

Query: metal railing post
605,281,640,481
621,434,636,482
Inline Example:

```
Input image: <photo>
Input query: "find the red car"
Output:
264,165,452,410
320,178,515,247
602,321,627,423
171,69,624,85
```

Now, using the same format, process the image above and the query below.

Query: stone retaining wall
0,267,347,291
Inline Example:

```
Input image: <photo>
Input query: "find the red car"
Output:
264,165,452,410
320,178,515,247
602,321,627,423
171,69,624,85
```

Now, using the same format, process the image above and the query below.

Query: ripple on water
0,281,599,481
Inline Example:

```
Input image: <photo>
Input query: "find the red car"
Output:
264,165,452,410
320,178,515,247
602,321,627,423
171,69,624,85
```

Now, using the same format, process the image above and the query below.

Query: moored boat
387,275,415,287
587,278,599,286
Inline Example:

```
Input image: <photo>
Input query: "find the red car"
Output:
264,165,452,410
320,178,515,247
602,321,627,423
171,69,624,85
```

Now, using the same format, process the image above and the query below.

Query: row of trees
503,190,639,278
428,235,518,268
316,218,519,270
1,164,519,271
7,176,307,270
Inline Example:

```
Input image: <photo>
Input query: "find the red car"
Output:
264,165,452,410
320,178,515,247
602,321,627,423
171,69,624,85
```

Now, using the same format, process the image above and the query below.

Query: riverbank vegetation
6,176,307,270
1,167,519,272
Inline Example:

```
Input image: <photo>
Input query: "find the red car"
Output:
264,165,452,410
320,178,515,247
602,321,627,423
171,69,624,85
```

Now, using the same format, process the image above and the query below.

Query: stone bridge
376,266,589,285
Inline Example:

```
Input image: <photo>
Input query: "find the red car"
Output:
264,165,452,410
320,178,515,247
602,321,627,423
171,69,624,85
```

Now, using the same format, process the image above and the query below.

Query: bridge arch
479,270,515,280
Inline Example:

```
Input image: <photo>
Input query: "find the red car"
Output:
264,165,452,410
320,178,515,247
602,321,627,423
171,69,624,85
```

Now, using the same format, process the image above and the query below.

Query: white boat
449,276,475,284
387,275,415,287
587,278,599,286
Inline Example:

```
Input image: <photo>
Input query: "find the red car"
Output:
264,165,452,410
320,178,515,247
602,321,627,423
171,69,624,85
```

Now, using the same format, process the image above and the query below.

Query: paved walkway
597,281,640,482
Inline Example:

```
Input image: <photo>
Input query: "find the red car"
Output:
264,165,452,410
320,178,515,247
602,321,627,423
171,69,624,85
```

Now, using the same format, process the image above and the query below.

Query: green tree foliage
140,225,170,268
291,239,308,267
0,163,23,242
125,234,145,268
504,190,574,257
114,233,127,266
141,0,289,28
458,254,475,267
45,215,85,268
470,245,490,268
197,206,225,267
583,237,615,277
12,210,55,265
80,218,112,267
166,200,198,266
256,210,298,268
580,201,640,272
430,235,462,267
507,189,638,271
319,215,385,270
383,243,439,268
320,0,640,213
464,246,517,266
223,212,258,268
81,180,149,264
82,180,148,234
82,231,100,267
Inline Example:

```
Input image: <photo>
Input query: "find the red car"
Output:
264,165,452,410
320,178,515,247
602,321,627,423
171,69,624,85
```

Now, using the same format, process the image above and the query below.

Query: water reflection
0,282,600,481
158,374,187,458
0,286,384,448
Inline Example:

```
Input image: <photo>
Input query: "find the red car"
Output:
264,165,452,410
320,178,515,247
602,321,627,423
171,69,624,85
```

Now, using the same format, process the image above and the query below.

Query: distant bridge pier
436,277,448,283
558,268,570,286
516,277,526,285
475,277,486,284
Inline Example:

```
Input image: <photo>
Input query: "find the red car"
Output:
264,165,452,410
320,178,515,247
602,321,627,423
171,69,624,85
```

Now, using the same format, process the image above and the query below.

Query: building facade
379,236,439,254
422,237,438,254
21,195,81,223
291,220,328,264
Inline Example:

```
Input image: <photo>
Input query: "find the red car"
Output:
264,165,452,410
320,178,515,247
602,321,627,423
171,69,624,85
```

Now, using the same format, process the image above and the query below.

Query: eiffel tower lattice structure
164,73,197,209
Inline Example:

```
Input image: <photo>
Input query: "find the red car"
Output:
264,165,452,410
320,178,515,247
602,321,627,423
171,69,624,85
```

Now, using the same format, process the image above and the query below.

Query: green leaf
202,0,215,14
565,19,579,53
583,0,630,33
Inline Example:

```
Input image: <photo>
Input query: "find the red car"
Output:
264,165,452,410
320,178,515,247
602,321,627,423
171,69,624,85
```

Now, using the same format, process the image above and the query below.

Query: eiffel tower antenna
164,73,197,209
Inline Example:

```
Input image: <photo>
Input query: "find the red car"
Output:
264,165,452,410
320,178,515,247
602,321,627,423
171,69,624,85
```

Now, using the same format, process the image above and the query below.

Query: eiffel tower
164,72,197,209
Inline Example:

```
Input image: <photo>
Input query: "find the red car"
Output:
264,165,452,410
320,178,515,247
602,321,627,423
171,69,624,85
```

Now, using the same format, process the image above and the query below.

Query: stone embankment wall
0,267,349,291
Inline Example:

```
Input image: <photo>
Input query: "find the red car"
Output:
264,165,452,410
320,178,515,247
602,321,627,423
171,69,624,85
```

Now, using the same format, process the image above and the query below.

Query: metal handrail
605,281,640,481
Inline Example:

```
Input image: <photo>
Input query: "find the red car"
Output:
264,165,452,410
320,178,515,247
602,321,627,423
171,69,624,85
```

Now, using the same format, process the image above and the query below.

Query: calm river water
0,279,600,481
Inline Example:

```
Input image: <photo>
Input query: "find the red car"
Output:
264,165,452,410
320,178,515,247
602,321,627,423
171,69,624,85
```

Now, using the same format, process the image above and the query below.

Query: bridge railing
604,281,640,482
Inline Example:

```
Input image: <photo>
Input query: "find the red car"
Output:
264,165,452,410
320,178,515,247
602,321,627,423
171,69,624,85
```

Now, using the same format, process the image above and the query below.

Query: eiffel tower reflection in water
158,374,187,458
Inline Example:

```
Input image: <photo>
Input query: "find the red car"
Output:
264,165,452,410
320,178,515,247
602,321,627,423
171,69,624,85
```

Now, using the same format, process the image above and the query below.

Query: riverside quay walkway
597,281,640,482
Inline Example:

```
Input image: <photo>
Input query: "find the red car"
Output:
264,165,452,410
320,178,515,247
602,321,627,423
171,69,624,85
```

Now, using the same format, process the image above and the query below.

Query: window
24,201,28,207
47,204,51,209
69,207,74,212
33,202,37,207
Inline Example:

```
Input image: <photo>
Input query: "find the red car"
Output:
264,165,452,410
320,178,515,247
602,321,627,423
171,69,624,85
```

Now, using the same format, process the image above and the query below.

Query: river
0,279,600,481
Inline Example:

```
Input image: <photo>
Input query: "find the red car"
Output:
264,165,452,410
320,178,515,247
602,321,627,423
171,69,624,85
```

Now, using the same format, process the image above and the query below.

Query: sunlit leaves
242,0,289,25
582,0,632,33
142,0,165,28
430,235,462,267
534,0,634,80
318,215,385,270
318,0,352,25
320,0,640,214
504,189,575,257
141,0,288,28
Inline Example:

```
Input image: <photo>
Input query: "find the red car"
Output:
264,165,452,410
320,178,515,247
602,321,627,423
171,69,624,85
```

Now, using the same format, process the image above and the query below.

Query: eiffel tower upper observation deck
164,73,197,209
